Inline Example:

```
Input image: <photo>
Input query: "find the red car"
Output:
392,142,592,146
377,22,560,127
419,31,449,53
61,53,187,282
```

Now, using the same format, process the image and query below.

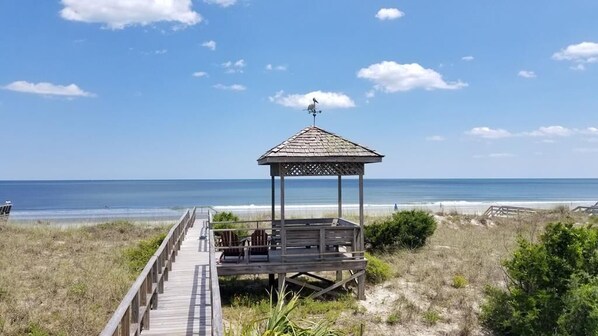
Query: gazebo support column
337,175,342,218
358,173,365,300
280,171,286,258
271,175,275,222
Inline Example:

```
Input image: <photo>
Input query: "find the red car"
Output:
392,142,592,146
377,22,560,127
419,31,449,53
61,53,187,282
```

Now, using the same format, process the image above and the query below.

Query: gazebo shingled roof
258,126,384,166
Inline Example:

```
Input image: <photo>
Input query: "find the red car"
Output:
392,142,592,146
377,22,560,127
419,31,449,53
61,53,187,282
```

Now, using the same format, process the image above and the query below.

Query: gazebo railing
210,217,364,262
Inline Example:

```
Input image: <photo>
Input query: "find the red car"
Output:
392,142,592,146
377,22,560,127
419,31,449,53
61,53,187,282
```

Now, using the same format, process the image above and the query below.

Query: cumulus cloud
518,70,536,78
425,135,446,142
553,42,598,62
467,127,512,139
3,81,95,97
553,42,598,69
357,61,467,92
204,0,237,7
269,90,355,109
223,59,246,73
375,8,404,20
524,126,572,137
461,56,474,61
60,0,201,29
213,84,246,91
192,71,208,77
201,40,216,51
265,64,287,71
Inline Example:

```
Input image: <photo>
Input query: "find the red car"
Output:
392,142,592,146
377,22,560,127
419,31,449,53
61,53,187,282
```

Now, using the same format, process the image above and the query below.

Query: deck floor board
142,218,212,336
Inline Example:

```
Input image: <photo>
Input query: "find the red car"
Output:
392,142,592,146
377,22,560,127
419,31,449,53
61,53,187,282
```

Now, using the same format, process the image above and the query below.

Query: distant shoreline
7,200,596,225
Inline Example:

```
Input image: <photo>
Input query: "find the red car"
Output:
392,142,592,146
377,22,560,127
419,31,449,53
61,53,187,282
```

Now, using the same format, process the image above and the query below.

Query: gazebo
213,125,383,300
258,126,383,298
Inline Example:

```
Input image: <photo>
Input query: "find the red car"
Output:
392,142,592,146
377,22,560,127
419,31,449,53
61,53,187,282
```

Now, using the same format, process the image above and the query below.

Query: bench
0,202,12,223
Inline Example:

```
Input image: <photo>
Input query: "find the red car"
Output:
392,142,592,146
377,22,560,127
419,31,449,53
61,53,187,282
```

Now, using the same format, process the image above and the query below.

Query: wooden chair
249,229,269,262
219,231,245,263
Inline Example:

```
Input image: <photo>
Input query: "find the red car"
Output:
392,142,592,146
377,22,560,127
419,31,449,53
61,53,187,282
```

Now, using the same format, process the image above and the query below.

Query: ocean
1,179,597,222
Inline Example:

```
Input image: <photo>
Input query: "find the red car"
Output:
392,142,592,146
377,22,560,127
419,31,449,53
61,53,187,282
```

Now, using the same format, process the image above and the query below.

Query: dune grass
0,221,170,336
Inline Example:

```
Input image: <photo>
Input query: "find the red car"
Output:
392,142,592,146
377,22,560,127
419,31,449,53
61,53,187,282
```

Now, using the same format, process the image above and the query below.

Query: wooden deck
142,218,213,336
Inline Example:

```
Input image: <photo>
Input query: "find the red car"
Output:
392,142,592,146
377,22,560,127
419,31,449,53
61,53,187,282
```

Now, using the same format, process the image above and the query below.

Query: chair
249,229,269,262
219,231,245,263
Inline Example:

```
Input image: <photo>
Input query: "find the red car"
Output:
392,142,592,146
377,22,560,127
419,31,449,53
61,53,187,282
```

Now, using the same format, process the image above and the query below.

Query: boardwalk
142,218,213,336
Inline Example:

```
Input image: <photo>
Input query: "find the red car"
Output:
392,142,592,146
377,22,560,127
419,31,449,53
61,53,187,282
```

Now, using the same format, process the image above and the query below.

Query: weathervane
306,97,322,126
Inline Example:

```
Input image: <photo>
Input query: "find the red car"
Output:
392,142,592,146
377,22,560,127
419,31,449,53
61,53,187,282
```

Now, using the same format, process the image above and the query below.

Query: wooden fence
100,208,196,336
572,202,598,215
483,205,538,218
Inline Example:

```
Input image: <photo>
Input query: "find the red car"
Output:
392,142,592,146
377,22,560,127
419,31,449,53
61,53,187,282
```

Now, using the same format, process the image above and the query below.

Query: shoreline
6,200,595,225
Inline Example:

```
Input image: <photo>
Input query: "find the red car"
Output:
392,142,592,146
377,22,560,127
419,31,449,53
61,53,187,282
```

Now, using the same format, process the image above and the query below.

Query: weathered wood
337,175,342,218
483,205,539,218
209,217,224,336
100,208,197,336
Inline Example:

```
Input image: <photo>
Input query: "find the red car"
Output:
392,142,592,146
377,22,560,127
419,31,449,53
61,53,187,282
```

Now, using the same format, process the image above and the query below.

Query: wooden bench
284,226,357,259
0,202,11,223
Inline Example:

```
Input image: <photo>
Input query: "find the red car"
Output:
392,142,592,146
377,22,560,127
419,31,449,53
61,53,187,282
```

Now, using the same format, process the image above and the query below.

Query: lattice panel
279,162,364,176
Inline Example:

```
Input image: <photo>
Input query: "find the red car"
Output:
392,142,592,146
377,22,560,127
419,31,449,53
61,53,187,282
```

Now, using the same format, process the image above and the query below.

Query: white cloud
3,81,95,97
518,70,536,78
571,64,586,71
269,90,355,109
154,49,167,55
265,64,287,71
357,61,467,92
473,153,514,159
201,40,216,51
192,71,208,77
204,0,237,7
375,8,404,20
467,127,512,139
425,135,446,142
553,42,598,64
213,83,246,91
223,59,246,73
60,0,201,29
365,90,375,98
525,126,572,137
584,127,598,135
461,56,474,61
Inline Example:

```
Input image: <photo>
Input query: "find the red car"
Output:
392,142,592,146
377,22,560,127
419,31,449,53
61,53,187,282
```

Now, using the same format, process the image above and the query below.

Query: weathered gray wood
271,175,275,222
337,175,342,218
209,223,224,336
308,270,365,299
280,172,286,257
100,209,199,336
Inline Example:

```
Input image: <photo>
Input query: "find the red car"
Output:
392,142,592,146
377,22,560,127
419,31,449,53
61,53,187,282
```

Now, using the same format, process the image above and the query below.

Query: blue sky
1,0,597,180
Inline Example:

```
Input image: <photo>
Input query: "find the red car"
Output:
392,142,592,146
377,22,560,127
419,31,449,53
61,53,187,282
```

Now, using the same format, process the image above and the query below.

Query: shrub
481,222,598,335
365,252,392,284
365,210,437,250
123,233,167,274
423,310,441,325
452,275,468,289
558,280,598,336
213,211,240,222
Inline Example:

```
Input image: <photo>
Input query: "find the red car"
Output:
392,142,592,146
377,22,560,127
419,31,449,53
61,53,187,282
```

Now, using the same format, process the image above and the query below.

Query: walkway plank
142,219,213,336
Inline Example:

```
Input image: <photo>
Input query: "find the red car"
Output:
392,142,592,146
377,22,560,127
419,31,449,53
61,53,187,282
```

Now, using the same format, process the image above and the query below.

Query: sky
0,0,597,180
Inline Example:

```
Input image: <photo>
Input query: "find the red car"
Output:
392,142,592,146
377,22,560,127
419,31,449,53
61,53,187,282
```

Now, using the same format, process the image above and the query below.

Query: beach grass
220,210,592,335
0,220,170,336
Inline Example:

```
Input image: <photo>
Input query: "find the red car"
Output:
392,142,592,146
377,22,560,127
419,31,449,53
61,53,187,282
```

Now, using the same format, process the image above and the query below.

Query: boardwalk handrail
100,208,196,336
208,210,224,336
483,205,538,218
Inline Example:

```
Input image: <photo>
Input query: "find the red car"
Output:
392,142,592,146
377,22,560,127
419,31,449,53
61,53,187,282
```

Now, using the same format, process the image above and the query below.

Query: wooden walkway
142,218,213,336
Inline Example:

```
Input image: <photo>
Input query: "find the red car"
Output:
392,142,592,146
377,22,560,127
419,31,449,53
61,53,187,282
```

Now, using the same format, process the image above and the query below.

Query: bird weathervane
307,97,322,126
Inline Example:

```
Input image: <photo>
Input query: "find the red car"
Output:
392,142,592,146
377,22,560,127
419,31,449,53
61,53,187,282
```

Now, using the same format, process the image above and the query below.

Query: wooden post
271,175,275,222
278,273,286,295
337,175,342,218
358,173,366,300
280,168,286,258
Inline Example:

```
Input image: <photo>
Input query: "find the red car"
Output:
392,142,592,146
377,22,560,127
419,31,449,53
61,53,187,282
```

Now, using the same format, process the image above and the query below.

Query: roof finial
306,97,322,126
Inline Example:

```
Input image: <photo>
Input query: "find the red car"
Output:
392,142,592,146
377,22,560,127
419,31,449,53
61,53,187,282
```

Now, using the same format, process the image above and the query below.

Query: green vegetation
451,275,468,289
422,310,441,325
212,211,249,237
227,287,344,336
481,222,598,336
364,252,392,284
213,211,240,223
365,210,437,250
123,232,167,273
